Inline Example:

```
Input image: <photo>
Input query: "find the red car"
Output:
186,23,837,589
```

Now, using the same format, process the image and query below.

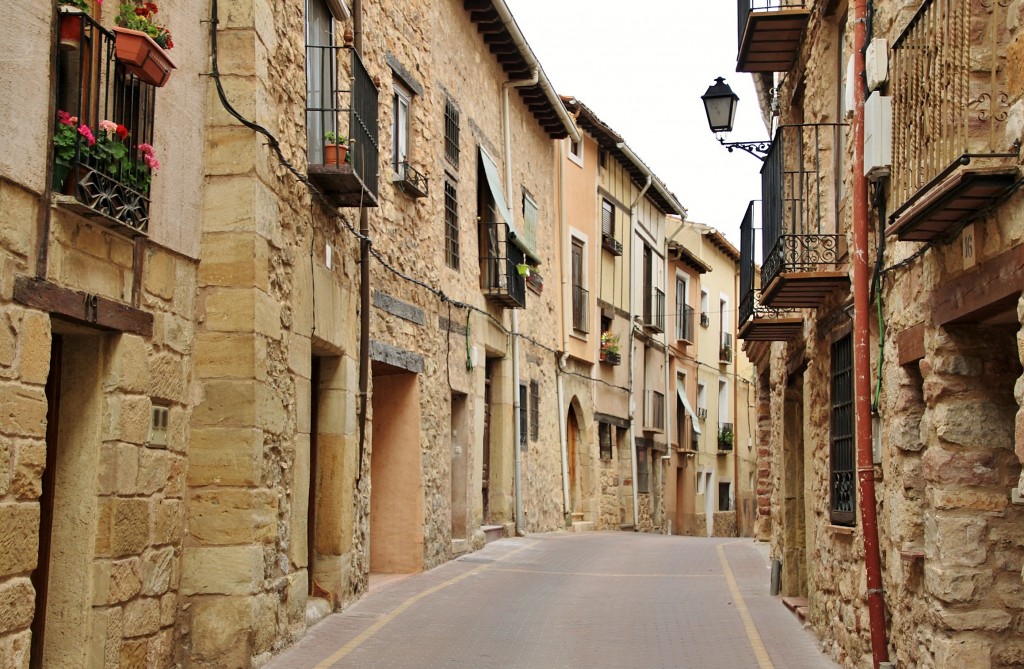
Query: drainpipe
557,141,571,519
662,232,672,533
852,1,889,665
503,69,538,536
625,171,652,530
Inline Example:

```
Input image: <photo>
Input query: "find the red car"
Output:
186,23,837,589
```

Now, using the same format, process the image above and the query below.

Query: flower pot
59,10,84,51
112,27,176,87
52,160,72,192
324,143,348,166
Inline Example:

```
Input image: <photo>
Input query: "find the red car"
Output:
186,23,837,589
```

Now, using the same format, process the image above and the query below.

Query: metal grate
529,380,539,441
444,97,460,168
444,178,459,269
601,198,615,237
830,334,855,526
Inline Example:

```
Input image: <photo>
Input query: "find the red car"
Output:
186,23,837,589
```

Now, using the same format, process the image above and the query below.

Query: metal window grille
635,442,650,493
444,97,460,168
601,199,615,238
519,384,528,451
529,380,539,441
830,334,856,525
444,179,459,269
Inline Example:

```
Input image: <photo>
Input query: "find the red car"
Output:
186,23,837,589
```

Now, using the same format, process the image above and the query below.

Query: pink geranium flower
99,119,118,134
137,143,160,170
57,110,78,126
78,124,96,146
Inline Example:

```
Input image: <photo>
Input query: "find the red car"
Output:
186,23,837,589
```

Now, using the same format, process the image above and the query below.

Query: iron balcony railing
480,221,526,309
738,200,757,325
761,123,845,290
643,288,666,333
890,0,1016,214
394,160,428,198
737,0,808,49
676,304,695,342
720,332,734,363
306,44,379,199
54,11,156,235
644,390,665,432
572,284,589,333
718,422,735,452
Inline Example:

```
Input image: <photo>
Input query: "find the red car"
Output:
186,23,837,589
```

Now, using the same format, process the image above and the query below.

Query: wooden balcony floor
737,9,810,73
887,164,1018,242
308,163,379,208
761,271,850,309
739,316,804,341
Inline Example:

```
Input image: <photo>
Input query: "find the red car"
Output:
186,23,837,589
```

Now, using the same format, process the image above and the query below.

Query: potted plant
113,1,176,87
323,131,348,165
600,331,621,364
717,424,734,451
92,120,160,193
58,0,100,51
53,110,96,191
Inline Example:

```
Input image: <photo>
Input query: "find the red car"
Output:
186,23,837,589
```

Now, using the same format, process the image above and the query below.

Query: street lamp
701,77,771,161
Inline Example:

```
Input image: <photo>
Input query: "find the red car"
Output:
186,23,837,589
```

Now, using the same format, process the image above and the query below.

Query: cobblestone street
265,533,839,668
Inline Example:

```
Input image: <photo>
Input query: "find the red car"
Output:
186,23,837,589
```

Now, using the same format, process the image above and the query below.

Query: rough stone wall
712,512,737,538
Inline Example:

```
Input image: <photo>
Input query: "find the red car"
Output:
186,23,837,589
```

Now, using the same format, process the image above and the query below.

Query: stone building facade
736,0,1024,666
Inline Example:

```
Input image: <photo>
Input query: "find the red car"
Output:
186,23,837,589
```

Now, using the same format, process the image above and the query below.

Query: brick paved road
265,533,840,669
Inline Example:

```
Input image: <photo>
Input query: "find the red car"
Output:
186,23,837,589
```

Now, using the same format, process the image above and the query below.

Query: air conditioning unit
866,39,889,92
864,91,892,181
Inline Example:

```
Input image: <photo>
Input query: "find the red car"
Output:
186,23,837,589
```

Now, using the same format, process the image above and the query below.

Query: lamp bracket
717,138,772,161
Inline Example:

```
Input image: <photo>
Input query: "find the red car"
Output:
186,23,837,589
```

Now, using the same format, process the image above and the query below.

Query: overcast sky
502,1,768,247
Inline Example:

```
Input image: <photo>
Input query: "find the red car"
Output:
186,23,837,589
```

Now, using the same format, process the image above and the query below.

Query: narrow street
265,533,839,669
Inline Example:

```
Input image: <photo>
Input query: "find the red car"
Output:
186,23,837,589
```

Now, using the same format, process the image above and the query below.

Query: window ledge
826,524,855,536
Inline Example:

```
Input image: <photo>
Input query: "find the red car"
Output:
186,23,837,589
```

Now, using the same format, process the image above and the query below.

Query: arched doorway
567,406,581,514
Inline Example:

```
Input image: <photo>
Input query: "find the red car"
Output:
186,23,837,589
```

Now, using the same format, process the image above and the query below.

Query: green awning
479,147,541,264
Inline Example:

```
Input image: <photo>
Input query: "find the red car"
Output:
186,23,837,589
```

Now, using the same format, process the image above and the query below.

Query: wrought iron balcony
602,233,623,256
736,0,810,73
738,200,804,340
886,0,1019,242
717,422,734,452
306,46,379,207
572,284,590,333
697,407,708,421
480,221,526,309
676,304,695,343
644,390,665,433
760,124,850,309
53,11,157,236
393,160,428,198
643,288,666,334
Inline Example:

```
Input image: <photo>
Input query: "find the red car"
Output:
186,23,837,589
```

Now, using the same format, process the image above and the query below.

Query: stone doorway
567,406,581,514
32,332,103,669
781,374,807,598
450,392,469,542
369,364,424,575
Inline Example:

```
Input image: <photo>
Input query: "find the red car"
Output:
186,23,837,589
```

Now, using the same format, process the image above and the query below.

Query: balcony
306,46,379,208
736,0,810,73
737,201,803,341
697,407,708,421
886,0,1019,242
676,304,695,343
572,284,590,333
393,160,428,198
602,233,623,256
642,288,666,334
53,12,158,236
644,390,665,433
480,222,526,309
717,423,734,453
700,312,710,328
720,333,734,364
760,124,850,309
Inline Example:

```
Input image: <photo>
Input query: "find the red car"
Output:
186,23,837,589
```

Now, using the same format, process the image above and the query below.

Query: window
700,289,710,327
830,334,856,525
676,275,693,341
642,244,654,324
519,383,528,451
522,191,539,258
444,97,460,168
305,0,334,165
697,383,707,421
601,199,615,239
571,238,588,333
718,481,732,512
444,177,459,269
599,423,613,460
636,444,649,494
568,137,583,165
392,81,411,175
529,380,539,442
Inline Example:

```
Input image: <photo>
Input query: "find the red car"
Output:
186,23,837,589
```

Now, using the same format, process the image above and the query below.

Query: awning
478,147,541,264
677,379,701,434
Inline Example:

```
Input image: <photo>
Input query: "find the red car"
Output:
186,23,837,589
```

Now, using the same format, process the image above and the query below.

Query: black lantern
701,77,739,135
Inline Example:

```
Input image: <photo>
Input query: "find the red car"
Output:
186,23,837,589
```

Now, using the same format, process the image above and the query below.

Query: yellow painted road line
314,543,531,669
491,567,721,579
716,542,775,669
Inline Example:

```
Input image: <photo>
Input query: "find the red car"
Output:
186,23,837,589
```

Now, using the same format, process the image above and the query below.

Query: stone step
452,538,471,556
482,524,504,544
572,521,595,533
781,596,809,623
305,597,332,628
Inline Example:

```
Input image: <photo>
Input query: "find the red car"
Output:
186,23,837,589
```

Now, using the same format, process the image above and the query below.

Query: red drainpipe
851,1,889,666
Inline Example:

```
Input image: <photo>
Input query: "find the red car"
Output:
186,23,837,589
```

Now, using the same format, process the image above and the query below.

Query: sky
502,1,768,247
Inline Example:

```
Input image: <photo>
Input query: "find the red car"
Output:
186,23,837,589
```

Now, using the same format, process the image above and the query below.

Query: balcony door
305,0,334,165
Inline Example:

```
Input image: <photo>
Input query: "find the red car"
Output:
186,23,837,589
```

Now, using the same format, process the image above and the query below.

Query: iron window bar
643,288,666,333
830,334,856,525
394,160,428,198
644,391,665,432
571,284,589,333
444,97,460,168
480,221,526,309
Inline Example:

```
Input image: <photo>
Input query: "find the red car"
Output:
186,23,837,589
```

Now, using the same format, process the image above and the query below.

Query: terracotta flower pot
324,143,348,166
112,27,176,87
59,11,83,51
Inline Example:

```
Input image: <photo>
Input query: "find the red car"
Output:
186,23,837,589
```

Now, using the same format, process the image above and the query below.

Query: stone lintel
370,340,423,374
932,243,1024,325
594,412,630,429
374,290,425,326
